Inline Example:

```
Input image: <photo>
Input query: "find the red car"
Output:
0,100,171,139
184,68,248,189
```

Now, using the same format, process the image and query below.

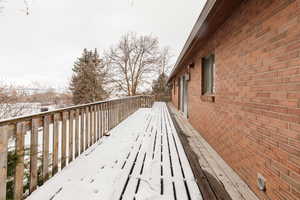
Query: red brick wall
171,1,300,199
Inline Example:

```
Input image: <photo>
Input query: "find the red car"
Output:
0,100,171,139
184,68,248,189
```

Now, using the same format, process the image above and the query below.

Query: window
202,54,215,95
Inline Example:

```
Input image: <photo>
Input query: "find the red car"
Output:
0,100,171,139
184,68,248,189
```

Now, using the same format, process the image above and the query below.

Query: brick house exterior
168,0,300,199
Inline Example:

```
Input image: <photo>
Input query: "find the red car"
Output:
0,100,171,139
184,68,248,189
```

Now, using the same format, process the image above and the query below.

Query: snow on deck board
26,102,202,200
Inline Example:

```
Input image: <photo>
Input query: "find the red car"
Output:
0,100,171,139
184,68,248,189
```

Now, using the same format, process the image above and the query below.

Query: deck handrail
0,95,154,200
0,95,153,126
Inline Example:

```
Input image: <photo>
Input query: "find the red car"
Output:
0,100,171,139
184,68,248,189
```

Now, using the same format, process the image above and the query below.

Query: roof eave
167,0,243,83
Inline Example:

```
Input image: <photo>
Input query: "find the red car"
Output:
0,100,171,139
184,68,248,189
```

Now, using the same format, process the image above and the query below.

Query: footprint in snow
93,189,99,194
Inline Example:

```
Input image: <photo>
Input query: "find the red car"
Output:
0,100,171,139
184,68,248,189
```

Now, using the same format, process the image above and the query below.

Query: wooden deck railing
0,95,154,200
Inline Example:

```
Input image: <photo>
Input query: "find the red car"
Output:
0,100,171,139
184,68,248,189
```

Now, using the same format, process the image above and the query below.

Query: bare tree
158,47,173,75
0,84,29,120
105,32,164,96
151,47,172,101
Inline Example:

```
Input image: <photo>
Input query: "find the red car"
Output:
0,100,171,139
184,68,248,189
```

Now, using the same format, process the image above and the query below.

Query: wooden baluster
111,102,114,129
14,122,26,200
122,100,125,120
113,101,115,127
89,106,94,146
80,108,85,153
129,99,131,114
129,99,131,115
29,118,40,193
97,105,100,141
132,98,134,113
52,113,60,175
61,112,67,169
115,101,117,126
100,103,104,137
117,101,119,124
111,102,114,128
0,125,8,200
108,102,110,130
69,110,74,163
42,115,50,182
127,99,129,116
100,104,103,138
93,106,95,144
92,106,95,143
108,102,110,131
125,99,127,118
111,102,113,129
120,101,122,121
107,102,109,132
75,109,80,158
100,104,102,138
94,106,97,143
102,104,105,135
90,106,93,146
123,100,128,119
123,100,126,118
139,96,141,108
112,102,115,128
94,106,97,141
114,101,117,126
105,103,108,133
118,101,120,123
85,107,89,149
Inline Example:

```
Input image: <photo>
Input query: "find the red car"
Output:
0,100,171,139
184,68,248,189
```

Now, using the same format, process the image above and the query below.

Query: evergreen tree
69,48,108,104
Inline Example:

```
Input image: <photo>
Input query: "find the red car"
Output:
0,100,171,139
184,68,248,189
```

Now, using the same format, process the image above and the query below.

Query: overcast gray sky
0,0,206,89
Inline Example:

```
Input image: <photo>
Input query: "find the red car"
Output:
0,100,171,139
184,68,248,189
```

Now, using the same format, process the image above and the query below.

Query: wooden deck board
26,103,203,200
168,103,260,200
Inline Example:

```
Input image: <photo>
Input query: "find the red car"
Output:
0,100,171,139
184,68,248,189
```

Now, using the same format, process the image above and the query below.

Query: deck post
29,118,40,193
0,125,8,200
14,122,26,200
42,115,50,182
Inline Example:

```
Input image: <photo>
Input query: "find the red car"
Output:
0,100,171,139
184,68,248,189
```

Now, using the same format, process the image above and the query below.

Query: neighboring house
168,0,300,199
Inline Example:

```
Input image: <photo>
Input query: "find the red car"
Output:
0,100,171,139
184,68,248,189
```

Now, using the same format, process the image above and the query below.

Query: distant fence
0,95,154,200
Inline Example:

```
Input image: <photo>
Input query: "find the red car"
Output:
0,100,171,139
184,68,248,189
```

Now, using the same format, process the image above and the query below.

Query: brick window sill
201,94,215,103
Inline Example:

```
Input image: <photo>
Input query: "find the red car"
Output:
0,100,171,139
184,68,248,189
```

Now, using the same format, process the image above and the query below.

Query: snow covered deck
26,102,202,200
